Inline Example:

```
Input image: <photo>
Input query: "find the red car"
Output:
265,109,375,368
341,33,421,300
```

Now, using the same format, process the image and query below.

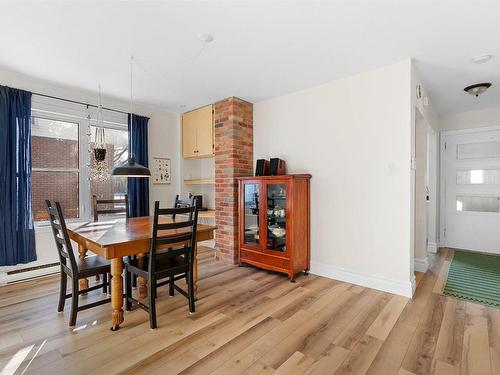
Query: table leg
138,253,148,299
78,245,89,291
110,258,124,331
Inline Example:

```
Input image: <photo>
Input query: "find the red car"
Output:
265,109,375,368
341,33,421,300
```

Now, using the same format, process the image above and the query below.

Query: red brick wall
32,136,80,220
31,136,119,221
214,97,253,263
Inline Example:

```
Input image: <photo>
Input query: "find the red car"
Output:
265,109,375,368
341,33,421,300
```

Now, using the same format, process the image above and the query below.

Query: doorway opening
413,109,438,287
440,127,500,254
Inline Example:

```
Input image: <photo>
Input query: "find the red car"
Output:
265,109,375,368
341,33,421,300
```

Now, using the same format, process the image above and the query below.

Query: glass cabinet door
243,183,260,246
266,183,287,252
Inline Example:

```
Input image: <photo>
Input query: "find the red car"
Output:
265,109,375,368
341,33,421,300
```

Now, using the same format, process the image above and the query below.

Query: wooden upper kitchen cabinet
182,104,214,158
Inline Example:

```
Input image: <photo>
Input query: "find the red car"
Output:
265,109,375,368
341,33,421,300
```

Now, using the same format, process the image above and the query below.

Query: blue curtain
127,113,150,217
0,86,36,266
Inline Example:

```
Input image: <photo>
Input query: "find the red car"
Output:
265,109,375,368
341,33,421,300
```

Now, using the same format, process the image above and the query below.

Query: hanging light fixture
112,56,151,177
93,84,107,162
464,82,492,97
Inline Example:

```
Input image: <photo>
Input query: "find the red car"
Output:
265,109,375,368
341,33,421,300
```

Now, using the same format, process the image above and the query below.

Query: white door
443,129,500,254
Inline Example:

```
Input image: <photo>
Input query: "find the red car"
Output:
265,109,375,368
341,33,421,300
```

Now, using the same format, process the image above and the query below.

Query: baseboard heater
6,262,59,275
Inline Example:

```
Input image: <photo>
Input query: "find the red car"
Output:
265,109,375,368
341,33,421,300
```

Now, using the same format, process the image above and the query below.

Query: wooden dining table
67,216,216,330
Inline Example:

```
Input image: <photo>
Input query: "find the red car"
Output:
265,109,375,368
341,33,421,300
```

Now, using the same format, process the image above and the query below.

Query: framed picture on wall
152,157,171,184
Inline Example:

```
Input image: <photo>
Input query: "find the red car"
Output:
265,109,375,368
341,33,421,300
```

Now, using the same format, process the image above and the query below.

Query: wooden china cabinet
237,174,311,281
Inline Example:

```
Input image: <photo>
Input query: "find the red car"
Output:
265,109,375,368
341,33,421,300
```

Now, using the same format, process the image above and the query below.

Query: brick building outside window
31,117,128,221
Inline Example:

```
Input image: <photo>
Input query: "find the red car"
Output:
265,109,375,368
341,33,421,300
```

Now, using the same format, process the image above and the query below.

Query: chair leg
132,275,137,288
96,274,100,282
188,270,195,314
102,272,108,294
58,272,67,312
148,277,157,329
125,270,132,311
69,278,79,326
128,256,137,288
169,275,174,297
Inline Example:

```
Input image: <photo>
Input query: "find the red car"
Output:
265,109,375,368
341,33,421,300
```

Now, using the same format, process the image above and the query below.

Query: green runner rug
443,250,500,308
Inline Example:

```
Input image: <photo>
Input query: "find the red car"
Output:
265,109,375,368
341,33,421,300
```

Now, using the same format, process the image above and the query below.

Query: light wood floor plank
431,359,460,375
0,247,498,375
401,292,446,374
334,335,384,375
273,351,316,375
461,302,492,375
433,298,466,367
366,295,409,341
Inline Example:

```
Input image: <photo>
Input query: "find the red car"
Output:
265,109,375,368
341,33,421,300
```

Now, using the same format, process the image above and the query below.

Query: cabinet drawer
240,249,290,270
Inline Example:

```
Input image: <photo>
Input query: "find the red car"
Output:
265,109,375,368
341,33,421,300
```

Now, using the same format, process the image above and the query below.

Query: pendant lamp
112,56,151,177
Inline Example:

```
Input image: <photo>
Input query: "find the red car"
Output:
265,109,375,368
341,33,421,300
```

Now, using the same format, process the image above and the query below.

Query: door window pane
267,184,286,252
244,183,259,245
456,195,500,213
457,141,500,160
457,169,500,185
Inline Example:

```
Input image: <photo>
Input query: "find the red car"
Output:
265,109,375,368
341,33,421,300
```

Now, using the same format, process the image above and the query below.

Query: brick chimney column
214,97,253,263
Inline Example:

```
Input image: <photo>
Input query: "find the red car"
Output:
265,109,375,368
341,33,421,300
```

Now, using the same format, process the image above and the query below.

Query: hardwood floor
0,247,497,374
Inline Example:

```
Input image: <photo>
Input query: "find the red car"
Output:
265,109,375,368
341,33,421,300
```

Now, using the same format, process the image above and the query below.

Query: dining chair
46,200,111,326
124,201,199,329
92,195,134,285
172,195,196,220
92,194,129,222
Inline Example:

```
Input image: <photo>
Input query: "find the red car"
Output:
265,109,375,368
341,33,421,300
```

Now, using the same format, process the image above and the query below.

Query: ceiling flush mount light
112,56,151,178
464,83,492,97
198,33,214,43
472,54,493,64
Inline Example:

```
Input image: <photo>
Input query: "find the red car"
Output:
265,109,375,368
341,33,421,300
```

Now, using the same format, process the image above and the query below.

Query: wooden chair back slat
95,198,127,204
46,200,78,272
92,195,129,222
172,195,197,220
156,220,194,231
149,201,198,274
155,233,193,246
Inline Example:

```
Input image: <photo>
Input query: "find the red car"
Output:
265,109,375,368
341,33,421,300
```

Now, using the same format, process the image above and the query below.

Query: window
30,107,129,222
31,117,80,221
457,169,500,185
89,126,128,203
457,141,500,160
456,195,500,213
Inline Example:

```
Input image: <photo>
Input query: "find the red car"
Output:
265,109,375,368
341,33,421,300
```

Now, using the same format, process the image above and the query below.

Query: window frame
31,102,128,227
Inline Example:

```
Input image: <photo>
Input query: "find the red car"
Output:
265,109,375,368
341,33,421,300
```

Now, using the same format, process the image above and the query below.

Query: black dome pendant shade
112,156,151,177
111,56,151,178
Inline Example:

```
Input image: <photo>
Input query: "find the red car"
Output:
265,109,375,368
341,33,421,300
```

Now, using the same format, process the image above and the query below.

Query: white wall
410,67,439,272
254,60,414,297
413,111,428,271
180,157,215,209
0,68,180,280
440,105,500,131
146,110,181,211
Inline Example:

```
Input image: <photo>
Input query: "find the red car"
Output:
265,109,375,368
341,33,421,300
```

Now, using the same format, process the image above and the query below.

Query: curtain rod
32,92,129,116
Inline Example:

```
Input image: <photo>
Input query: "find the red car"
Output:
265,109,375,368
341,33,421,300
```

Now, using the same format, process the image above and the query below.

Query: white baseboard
411,273,417,295
310,261,414,298
427,241,438,253
0,265,59,286
414,257,429,272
